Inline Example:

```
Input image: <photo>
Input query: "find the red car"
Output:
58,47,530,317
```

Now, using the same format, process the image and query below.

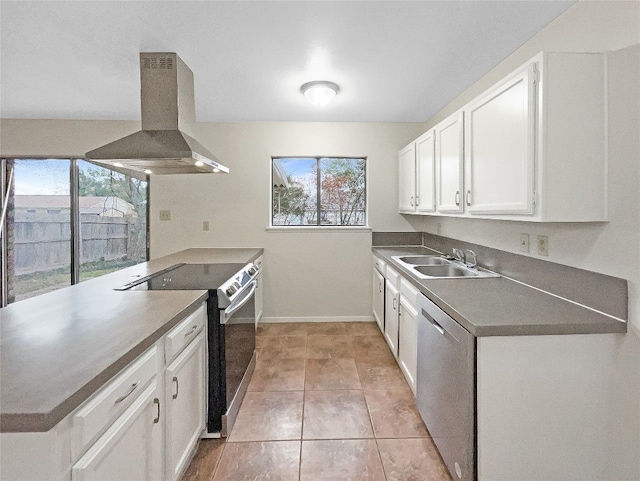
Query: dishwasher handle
421,307,462,342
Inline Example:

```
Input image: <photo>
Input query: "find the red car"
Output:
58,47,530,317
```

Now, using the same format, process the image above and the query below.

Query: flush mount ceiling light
301,81,340,106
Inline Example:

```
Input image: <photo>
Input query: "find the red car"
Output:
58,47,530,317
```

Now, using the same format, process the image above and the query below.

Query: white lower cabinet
398,279,419,395
372,267,385,331
72,381,162,481
384,267,400,357
164,332,205,481
254,256,264,327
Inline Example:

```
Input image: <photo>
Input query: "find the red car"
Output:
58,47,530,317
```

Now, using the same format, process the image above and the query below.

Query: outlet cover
519,233,530,253
159,210,171,221
537,235,549,256
203,221,210,231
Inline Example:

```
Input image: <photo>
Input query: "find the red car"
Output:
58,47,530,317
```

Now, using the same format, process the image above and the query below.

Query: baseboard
260,316,375,324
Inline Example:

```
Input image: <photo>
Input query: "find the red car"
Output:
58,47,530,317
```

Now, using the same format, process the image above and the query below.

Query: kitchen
1,1,639,481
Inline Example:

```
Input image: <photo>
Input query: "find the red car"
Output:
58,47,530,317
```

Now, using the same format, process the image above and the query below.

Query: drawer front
385,266,400,287
165,304,206,364
400,277,420,307
373,255,386,276
72,346,158,460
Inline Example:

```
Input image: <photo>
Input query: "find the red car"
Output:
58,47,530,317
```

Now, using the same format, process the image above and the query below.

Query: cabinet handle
184,325,198,338
379,282,382,293
415,195,420,206
393,298,397,310
410,196,414,207
466,190,472,206
114,381,140,404
153,398,160,424
172,376,179,399
455,191,460,206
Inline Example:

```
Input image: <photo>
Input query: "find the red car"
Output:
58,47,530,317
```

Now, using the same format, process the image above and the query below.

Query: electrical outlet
436,222,442,235
159,210,171,221
519,233,530,253
203,221,210,231
537,235,549,256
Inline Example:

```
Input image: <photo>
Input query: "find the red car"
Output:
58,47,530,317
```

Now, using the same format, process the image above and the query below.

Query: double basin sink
391,255,499,279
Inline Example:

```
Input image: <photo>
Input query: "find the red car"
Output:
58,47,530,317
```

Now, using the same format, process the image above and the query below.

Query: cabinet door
416,129,436,213
465,64,536,215
165,332,205,481
398,298,418,394
437,112,464,213
72,381,162,481
372,267,385,332
255,271,264,326
384,282,399,357
398,142,417,213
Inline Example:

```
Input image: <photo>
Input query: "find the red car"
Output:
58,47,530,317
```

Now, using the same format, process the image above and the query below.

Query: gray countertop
0,248,263,433
373,246,627,337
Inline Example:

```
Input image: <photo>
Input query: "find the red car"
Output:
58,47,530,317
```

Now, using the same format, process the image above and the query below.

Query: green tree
321,158,365,225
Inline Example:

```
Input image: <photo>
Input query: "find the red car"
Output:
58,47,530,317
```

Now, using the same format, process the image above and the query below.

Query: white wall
404,2,639,479
151,121,422,320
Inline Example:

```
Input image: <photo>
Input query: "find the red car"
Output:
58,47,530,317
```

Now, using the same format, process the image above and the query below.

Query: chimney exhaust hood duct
86,53,229,175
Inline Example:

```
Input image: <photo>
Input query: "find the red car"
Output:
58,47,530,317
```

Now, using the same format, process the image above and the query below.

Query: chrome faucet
465,249,478,269
452,248,465,263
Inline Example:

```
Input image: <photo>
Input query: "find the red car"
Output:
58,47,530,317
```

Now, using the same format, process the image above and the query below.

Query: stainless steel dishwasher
417,293,475,481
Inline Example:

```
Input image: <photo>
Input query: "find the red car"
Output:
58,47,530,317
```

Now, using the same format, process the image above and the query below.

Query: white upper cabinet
398,142,417,213
415,129,436,213
436,112,464,214
465,64,535,215
399,131,437,214
399,51,606,222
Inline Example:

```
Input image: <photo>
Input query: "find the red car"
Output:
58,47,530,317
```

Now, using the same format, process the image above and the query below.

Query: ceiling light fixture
301,81,339,106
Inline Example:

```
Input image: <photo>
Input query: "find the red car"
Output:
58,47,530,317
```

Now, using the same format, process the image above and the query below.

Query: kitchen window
0,158,148,306
271,157,367,227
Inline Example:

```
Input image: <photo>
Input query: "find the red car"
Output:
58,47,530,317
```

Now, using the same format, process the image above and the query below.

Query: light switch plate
159,210,171,221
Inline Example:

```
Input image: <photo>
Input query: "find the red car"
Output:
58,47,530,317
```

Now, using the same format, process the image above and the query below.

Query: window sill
266,226,372,233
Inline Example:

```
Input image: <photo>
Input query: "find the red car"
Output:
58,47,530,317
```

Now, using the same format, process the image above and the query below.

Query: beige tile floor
181,322,452,481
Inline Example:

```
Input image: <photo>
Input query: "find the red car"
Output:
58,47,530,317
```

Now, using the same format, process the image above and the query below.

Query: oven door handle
222,281,257,324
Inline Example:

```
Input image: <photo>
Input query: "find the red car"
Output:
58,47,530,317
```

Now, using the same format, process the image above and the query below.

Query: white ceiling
0,0,575,123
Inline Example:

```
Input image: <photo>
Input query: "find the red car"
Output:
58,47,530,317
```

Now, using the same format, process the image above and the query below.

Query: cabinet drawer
165,305,206,364
72,346,158,459
373,255,386,276
400,278,420,307
385,266,400,287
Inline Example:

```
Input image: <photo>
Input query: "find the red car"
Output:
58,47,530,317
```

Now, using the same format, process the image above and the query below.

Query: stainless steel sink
412,264,499,279
391,254,499,279
395,255,452,265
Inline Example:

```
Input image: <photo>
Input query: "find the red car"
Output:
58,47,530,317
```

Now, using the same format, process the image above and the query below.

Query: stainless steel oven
118,261,260,437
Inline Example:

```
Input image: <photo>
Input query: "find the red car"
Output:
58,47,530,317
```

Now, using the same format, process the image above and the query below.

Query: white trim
260,316,375,323
266,226,371,233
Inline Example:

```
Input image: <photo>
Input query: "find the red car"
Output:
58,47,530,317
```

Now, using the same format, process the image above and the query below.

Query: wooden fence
11,213,135,275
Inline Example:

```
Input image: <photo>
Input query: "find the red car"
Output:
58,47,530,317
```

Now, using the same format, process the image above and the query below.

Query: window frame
269,156,369,229
0,157,150,306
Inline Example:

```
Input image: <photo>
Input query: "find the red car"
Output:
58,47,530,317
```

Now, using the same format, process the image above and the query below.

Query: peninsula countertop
373,246,627,337
0,248,263,433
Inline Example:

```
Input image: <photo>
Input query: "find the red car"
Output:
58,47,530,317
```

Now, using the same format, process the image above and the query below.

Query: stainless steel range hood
86,53,229,175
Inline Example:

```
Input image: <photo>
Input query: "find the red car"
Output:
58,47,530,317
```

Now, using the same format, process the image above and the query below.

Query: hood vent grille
85,52,229,175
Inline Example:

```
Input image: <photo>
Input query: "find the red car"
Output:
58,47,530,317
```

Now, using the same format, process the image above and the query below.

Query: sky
12,159,114,195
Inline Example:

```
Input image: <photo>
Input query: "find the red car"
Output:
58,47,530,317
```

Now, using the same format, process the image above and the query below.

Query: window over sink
271,156,367,227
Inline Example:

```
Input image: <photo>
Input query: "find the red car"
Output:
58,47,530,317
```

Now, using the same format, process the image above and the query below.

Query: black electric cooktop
123,263,246,291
